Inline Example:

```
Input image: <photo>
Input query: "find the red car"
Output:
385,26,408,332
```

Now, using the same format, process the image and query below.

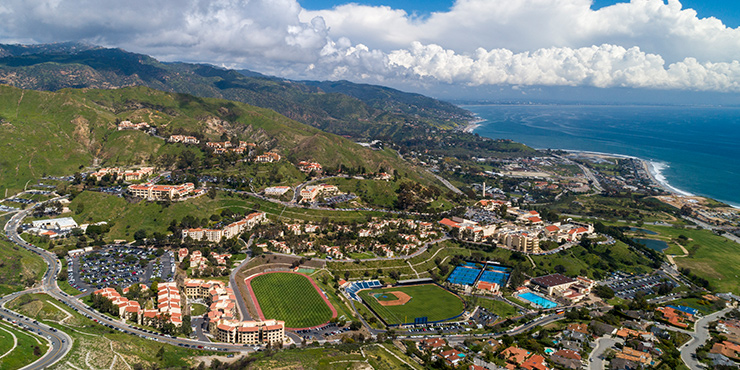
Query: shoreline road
680,307,733,370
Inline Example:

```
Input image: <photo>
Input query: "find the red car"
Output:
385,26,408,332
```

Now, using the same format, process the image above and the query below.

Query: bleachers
344,280,382,301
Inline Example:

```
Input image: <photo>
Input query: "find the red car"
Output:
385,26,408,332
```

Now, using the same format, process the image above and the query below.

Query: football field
248,272,335,329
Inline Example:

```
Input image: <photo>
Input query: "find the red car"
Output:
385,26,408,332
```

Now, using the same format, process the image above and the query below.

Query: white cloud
1,0,740,92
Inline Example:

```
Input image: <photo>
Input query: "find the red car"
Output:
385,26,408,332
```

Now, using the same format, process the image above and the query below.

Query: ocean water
466,104,740,207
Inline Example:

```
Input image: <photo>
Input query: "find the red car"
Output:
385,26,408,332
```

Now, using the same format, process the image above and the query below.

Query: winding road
2,200,268,369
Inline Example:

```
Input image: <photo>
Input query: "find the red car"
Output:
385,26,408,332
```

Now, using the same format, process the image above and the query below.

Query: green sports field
250,273,334,329
358,284,465,326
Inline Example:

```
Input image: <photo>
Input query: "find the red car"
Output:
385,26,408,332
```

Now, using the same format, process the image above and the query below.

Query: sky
1,0,740,101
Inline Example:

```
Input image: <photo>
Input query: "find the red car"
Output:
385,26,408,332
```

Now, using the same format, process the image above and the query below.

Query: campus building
299,184,339,203
184,279,285,344
529,274,594,302
297,161,322,173
168,135,200,144
117,120,150,131
181,212,266,242
255,152,281,163
212,319,285,344
264,186,291,196
128,182,196,201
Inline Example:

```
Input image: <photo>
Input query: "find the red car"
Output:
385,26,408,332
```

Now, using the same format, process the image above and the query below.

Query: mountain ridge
0,42,472,140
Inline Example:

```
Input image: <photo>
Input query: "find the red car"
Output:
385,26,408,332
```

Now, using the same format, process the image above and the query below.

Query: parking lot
603,271,679,299
294,322,351,341
68,246,175,292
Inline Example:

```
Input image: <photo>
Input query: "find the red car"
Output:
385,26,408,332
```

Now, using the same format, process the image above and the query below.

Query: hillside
0,85,432,195
0,43,472,140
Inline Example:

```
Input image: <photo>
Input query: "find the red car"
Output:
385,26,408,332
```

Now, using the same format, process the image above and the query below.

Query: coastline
460,116,485,133
558,149,694,197
464,114,737,208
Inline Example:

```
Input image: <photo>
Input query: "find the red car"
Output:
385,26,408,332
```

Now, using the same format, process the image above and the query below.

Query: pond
632,238,669,252
629,227,658,235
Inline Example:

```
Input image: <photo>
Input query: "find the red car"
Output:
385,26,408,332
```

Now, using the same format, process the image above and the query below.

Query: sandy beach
460,116,485,133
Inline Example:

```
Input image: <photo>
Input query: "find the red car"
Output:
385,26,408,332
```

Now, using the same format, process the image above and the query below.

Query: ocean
465,104,740,207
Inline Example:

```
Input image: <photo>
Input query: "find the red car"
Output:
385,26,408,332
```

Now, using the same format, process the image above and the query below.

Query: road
679,306,734,370
2,205,73,369
230,235,255,321
3,200,263,369
0,288,73,369
683,216,740,244
428,172,463,195
588,336,623,370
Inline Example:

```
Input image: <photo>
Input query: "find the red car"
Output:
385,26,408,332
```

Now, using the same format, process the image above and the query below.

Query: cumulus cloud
1,0,740,92
303,0,740,63
385,42,740,91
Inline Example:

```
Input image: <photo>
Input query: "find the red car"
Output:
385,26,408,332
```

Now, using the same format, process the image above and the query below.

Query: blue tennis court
478,265,511,287
447,266,481,285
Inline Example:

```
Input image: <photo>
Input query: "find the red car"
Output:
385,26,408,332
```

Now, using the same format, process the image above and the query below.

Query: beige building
128,183,195,201
213,319,285,345
181,212,266,242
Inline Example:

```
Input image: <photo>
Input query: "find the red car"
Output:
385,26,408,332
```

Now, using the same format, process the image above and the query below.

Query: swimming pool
518,292,558,309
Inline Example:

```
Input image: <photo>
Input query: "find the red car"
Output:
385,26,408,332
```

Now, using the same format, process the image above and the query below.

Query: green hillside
0,84,431,196
0,237,46,296
0,43,472,139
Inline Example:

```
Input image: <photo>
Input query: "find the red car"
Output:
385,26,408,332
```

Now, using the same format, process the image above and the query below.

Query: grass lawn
348,252,376,260
365,343,423,370
310,271,356,322
637,225,740,294
0,320,48,369
57,280,83,296
0,239,46,296
664,297,725,315
476,298,518,319
247,346,366,369
358,284,464,326
250,272,334,328
191,303,208,316
8,293,214,369
68,190,383,242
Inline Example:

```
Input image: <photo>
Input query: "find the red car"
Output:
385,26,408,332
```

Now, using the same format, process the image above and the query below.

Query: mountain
0,42,472,140
0,84,432,195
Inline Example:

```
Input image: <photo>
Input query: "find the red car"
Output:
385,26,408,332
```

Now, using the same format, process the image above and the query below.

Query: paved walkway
0,323,18,360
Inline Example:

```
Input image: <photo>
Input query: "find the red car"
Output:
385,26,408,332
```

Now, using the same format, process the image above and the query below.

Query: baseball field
358,284,465,326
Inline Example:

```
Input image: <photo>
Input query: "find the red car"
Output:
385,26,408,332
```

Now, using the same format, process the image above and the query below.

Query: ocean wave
648,161,694,196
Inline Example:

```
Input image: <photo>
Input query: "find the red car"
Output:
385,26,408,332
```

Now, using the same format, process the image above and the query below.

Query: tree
593,285,615,299
349,321,362,330
134,229,147,241
181,315,192,336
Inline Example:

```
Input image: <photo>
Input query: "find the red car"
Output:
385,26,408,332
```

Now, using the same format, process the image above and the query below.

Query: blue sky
300,0,740,27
